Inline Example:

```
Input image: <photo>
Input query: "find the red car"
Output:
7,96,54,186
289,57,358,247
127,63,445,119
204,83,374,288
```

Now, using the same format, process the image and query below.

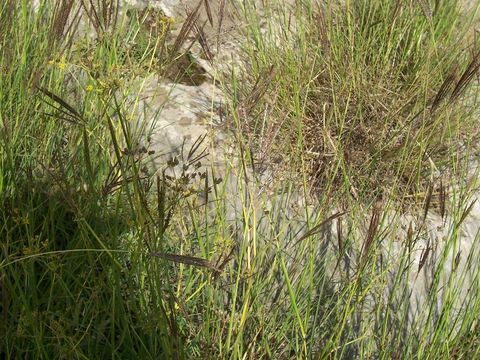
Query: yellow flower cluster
85,79,108,94
48,56,67,70
159,15,175,24
158,15,175,37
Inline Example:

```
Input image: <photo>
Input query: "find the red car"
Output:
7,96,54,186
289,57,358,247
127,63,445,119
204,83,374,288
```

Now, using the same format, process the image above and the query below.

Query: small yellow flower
57,57,67,70
86,84,94,92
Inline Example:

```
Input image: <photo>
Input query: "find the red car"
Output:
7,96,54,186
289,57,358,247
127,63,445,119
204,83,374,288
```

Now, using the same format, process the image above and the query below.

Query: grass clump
236,0,480,203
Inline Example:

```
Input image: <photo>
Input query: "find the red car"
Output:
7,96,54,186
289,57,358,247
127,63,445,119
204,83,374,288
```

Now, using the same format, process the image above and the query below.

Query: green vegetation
236,0,480,203
1,0,480,358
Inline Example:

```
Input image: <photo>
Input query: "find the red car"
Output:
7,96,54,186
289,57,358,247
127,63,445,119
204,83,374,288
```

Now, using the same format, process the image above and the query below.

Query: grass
234,0,480,204
1,0,480,358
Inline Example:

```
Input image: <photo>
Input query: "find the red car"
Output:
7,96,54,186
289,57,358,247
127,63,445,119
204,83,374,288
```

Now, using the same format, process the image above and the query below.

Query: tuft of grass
234,0,480,204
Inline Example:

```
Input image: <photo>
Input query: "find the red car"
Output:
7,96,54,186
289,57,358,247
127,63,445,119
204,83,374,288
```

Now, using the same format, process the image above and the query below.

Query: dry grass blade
457,199,476,227
195,21,214,63
337,217,343,253
406,221,415,249
62,5,83,49
169,1,203,61
80,0,118,35
186,134,209,165
431,69,457,113
423,182,434,222
81,0,104,34
361,205,382,260
149,252,221,273
36,86,84,123
157,175,166,230
50,0,76,43
417,239,431,275
439,179,446,221
40,111,81,125
204,0,214,27
450,50,480,101
453,251,462,271
104,0,119,31
242,65,276,112
293,212,345,247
